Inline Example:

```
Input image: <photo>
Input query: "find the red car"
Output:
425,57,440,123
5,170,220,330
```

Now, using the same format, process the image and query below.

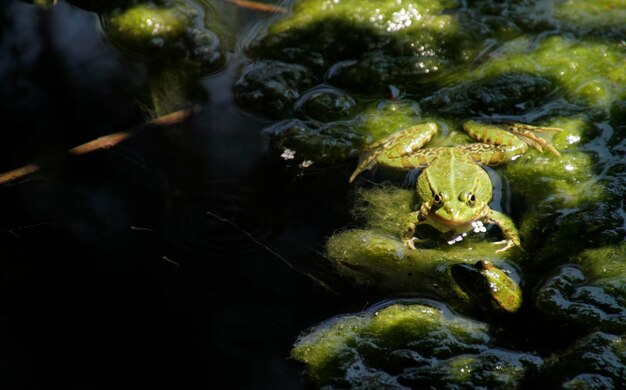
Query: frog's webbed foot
404,237,429,250
504,122,563,157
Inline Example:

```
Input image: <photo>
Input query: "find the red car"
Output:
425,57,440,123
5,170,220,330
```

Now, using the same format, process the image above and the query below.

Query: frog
451,260,523,313
349,120,562,252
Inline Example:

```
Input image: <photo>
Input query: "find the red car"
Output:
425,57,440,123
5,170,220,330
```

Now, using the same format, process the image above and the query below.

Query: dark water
0,1,364,388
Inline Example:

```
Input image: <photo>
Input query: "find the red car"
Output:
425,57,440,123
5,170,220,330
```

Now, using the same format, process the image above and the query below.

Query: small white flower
300,160,314,168
281,149,296,160
471,221,486,233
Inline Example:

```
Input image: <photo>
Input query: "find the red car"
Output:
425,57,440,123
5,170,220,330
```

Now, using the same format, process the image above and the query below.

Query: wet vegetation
233,0,626,388
8,0,626,388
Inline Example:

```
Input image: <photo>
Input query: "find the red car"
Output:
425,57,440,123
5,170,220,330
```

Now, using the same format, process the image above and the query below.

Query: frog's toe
492,239,516,253
404,238,417,250
404,237,429,250
509,125,563,157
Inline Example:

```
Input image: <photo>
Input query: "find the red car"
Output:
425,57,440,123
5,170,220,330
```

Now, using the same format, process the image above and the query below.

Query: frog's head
451,260,523,313
416,159,492,226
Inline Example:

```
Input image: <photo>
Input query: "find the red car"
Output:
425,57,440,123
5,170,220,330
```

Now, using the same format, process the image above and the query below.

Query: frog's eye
467,192,476,206
433,193,444,206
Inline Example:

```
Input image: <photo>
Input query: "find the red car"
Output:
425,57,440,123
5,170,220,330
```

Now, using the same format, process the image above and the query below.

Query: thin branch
223,0,287,14
0,107,196,186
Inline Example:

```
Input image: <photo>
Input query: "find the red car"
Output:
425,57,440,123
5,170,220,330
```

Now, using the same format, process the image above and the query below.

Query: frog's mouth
430,212,479,228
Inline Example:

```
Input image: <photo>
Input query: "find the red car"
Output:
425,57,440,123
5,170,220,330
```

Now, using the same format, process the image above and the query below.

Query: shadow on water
0,1,366,388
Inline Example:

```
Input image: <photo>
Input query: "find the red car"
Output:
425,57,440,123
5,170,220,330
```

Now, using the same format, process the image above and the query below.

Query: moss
292,301,542,388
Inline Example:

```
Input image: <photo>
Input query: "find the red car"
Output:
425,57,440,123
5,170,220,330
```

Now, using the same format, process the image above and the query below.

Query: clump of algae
102,0,224,72
264,99,424,164
535,243,626,334
465,35,626,109
547,332,626,389
292,301,542,388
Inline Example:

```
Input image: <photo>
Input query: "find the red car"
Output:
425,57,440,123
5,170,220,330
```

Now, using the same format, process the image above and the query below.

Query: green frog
451,260,523,313
350,120,562,252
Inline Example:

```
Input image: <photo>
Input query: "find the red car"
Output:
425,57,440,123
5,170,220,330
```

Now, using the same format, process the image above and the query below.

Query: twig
223,0,287,14
0,107,195,186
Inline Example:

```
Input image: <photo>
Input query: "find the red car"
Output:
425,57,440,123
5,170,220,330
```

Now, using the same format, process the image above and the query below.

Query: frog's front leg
461,120,562,165
350,122,438,182
401,210,429,249
483,209,522,253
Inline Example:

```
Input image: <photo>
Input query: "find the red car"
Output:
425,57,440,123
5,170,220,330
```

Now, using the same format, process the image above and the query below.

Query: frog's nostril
446,206,459,219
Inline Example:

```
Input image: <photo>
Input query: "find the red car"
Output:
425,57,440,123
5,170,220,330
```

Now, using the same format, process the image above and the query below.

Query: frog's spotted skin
451,260,523,313
350,121,562,252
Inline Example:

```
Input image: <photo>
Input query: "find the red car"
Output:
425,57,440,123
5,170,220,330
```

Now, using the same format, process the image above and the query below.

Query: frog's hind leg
350,122,438,182
461,120,562,165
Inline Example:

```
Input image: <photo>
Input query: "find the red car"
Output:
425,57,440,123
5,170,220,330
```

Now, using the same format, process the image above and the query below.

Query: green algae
535,243,626,335
102,0,224,73
234,60,316,119
106,2,194,42
90,1,228,119
459,35,626,109
535,265,625,334
295,86,357,121
421,73,556,117
553,0,626,39
22,0,57,6
548,332,626,389
264,99,423,164
232,0,626,387
254,0,464,67
292,301,543,388
238,0,626,167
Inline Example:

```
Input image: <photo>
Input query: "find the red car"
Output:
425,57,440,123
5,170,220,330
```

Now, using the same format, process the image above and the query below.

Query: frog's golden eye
467,192,476,206
433,193,444,206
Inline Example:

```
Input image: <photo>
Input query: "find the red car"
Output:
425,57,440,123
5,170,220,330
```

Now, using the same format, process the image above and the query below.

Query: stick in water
224,0,287,14
0,108,195,186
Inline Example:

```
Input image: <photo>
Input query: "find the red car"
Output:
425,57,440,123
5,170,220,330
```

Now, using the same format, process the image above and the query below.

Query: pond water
0,0,625,389
0,1,355,388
